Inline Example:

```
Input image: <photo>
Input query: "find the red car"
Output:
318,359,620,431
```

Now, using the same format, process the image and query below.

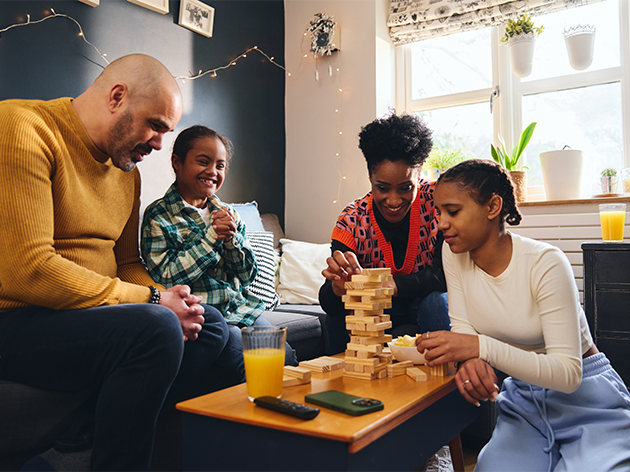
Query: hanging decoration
0,9,289,82
307,13,338,58
306,13,340,82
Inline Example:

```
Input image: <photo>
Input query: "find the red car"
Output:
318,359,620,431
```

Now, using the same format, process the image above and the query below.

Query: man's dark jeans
0,303,230,471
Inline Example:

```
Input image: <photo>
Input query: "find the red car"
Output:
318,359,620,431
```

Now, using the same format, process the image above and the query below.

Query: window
397,0,629,199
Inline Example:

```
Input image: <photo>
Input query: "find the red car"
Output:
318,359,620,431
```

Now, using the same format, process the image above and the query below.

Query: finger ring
461,380,470,389
425,332,430,339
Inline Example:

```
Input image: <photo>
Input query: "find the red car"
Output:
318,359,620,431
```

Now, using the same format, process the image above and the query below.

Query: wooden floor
462,435,487,472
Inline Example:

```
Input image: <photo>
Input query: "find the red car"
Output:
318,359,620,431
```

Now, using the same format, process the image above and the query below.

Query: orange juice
600,211,626,241
243,348,285,400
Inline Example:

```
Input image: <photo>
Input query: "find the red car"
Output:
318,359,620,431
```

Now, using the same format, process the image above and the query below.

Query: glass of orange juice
599,203,626,242
241,326,286,401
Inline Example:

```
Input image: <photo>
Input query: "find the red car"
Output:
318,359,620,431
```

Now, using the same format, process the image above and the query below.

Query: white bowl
387,342,426,364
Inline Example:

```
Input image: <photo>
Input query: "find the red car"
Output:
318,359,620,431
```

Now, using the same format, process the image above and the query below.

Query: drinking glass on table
599,203,626,242
241,326,286,401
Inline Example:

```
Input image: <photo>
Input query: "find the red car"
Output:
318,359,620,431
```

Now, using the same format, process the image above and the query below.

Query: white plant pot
507,33,536,78
539,149,584,200
564,27,595,71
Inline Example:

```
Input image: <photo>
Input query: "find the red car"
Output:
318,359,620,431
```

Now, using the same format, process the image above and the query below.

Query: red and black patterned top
330,179,439,276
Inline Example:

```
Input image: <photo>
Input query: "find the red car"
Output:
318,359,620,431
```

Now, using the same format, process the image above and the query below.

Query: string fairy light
0,10,289,81
0,10,109,63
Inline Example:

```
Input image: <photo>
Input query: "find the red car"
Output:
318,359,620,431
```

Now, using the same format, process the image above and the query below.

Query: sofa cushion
231,201,265,232
246,230,280,310
276,239,330,304
262,310,321,344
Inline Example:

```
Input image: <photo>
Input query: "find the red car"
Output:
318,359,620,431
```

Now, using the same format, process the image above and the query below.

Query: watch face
316,32,330,47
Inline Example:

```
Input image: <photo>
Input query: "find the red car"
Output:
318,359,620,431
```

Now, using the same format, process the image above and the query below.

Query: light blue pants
475,353,630,472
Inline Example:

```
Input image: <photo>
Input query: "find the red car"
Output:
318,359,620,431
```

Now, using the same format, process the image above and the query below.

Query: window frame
395,0,630,197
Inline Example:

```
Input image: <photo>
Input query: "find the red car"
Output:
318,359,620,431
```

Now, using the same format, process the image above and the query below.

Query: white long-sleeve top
443,232,593,393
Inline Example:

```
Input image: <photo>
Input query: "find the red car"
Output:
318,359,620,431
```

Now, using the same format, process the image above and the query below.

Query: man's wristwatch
148,286,161,304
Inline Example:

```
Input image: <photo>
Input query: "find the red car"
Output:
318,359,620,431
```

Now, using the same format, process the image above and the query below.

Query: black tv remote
254,396,320,420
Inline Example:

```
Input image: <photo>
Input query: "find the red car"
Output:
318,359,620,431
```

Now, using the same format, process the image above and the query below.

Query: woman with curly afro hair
318,112,450,354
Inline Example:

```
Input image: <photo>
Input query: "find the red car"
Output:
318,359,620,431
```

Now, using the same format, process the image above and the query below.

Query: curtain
388,0,607,45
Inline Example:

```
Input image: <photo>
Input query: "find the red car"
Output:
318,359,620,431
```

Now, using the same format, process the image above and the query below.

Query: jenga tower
342,268,394,380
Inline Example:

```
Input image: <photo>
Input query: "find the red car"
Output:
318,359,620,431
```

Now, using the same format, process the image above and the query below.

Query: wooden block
346,343,383,354
429,364,450,377
349,335,393,346
343,295,393,305
346,288,395,297
282,376,311,387
362,268,391,276
344,281,384,290
344,357,381,367
345,349,357,358
353,309,385,316
283,366,311,381
345,315,380,324
344,302,387,311
343,370,378,380
356,350,374,359
407,367,428,382
377,369,388,379
351,328,386,337
371,321,393,331
299,356,345,373
387,360,413,377
379,314,391,322
345,322,366,331
350,274,393,283
378,352,393,363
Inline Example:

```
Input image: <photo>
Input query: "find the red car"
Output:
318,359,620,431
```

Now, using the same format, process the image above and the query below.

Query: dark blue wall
0,0,286,226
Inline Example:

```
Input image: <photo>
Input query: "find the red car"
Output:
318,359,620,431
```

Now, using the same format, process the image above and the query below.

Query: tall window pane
416,103,493,160
410,28,492,100
523,82,623,196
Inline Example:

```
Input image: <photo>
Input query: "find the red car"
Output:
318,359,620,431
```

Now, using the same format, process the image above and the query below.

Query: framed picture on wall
78,0,99,6
127,0,169,15
178,0,215,38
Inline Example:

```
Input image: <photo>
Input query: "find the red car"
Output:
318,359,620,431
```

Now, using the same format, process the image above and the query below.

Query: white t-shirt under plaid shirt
141,182,264,326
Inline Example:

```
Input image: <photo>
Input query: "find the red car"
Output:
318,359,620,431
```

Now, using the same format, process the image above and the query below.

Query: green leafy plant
501,14,544,43
425,148,470,171
490,122,537,171
601,167,618,177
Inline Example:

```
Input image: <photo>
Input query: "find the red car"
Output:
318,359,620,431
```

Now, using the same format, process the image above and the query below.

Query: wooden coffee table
177,365,479,471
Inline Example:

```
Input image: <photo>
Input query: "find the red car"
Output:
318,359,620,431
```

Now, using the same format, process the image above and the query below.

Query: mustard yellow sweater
0,97,161,312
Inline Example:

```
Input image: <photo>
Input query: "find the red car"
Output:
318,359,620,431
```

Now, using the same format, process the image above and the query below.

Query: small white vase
564,24,595,71
507,33,536,78
540,149,584,200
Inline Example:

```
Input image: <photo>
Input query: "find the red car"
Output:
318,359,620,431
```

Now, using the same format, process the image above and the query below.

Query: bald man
0,55,236,471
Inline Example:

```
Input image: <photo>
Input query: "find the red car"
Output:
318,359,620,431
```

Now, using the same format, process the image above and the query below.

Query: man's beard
107,112,151,172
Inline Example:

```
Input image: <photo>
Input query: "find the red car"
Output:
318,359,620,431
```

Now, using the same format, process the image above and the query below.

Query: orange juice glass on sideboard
599,203,626,242
241,326,286,401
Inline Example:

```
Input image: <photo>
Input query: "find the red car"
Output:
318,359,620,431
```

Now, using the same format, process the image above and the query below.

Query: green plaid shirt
141,183,263,326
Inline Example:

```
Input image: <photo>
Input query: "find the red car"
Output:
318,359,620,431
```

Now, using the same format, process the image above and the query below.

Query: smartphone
304,390,384,416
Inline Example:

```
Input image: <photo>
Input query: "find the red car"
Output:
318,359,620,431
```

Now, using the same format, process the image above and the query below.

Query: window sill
520,194,630,207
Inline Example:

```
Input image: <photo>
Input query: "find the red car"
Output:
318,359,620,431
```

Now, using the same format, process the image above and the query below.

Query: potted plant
502,14,544,78
424,148,470,180
600,167,619,194
490,122,537,203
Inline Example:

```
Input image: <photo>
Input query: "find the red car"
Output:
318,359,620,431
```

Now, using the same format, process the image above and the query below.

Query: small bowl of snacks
387,334,426,364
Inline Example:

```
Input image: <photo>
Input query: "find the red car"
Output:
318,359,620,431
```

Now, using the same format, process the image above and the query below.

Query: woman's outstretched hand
321,250,362,297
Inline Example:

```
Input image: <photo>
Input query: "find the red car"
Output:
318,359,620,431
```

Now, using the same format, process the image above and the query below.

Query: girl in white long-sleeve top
417,159,630,472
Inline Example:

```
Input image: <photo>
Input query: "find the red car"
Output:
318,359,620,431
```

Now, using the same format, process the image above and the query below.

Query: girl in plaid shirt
141,126,297,385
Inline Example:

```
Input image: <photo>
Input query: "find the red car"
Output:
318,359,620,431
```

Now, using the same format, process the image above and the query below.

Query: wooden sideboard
582,242,630,387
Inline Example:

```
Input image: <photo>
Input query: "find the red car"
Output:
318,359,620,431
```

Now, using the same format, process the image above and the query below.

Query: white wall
285,0,395,243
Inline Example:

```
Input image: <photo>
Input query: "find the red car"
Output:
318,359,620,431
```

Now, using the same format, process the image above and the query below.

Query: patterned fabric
141,183,264,326
388,0,607,45
330,179,438,277
246,231,280,311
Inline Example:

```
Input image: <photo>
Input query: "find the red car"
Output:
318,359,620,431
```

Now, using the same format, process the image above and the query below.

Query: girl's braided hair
438,159,522,228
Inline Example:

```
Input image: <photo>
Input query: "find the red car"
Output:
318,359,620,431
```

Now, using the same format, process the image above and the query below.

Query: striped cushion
246,230,280,310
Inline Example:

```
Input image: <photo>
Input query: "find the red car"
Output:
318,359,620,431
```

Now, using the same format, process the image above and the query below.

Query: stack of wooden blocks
342,268,395,380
